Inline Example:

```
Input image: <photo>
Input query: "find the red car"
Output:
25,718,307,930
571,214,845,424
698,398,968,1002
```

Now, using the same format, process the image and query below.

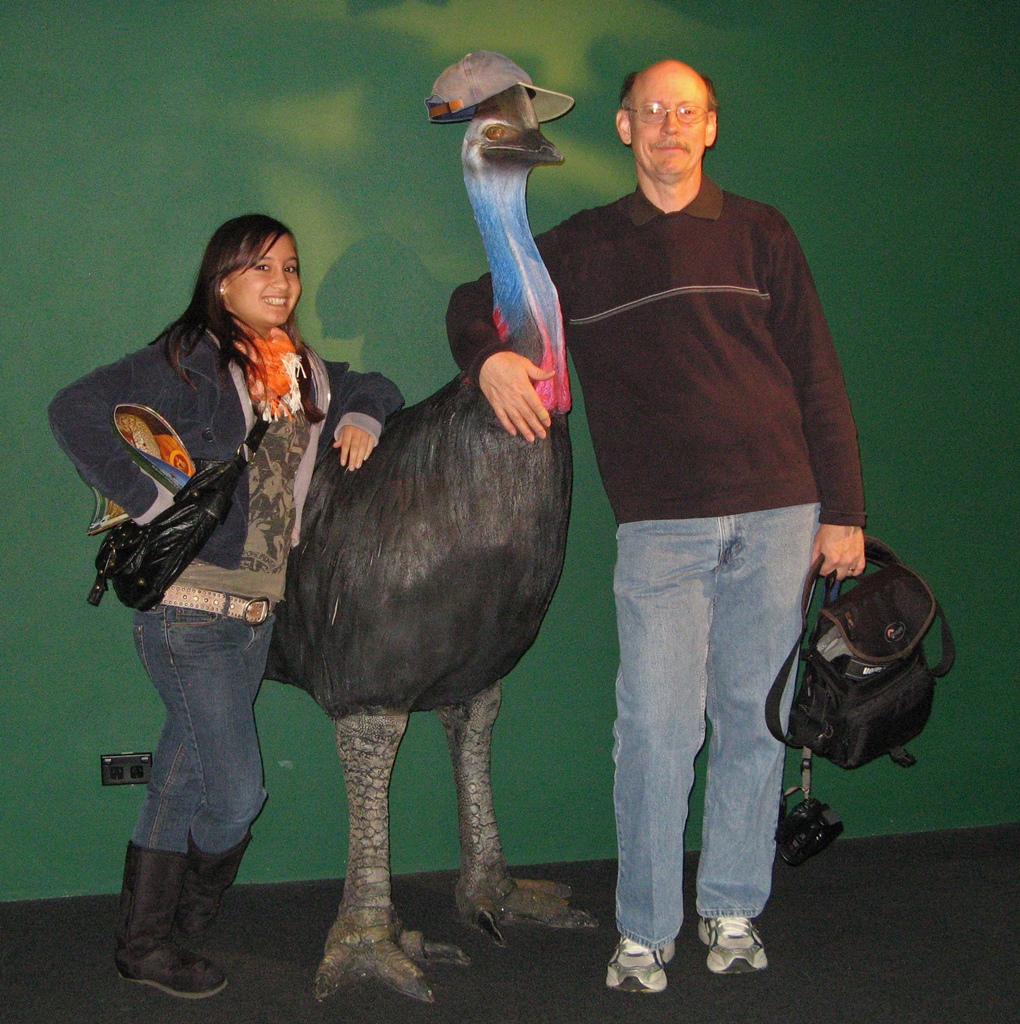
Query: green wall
2,0,1017,902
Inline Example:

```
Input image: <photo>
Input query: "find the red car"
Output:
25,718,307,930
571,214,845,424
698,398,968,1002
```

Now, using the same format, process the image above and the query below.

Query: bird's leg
436,681,597,941
436,682,512,939
314,710,466,1004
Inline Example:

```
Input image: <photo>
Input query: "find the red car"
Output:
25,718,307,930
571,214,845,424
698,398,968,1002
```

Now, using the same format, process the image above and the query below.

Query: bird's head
462,85,563,175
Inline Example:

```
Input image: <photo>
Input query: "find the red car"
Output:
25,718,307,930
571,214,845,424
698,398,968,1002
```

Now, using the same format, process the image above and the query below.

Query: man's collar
624,176,724,225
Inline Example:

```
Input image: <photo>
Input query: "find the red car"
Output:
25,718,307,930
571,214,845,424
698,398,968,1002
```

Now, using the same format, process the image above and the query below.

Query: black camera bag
766,537,954,769
87,418,269,612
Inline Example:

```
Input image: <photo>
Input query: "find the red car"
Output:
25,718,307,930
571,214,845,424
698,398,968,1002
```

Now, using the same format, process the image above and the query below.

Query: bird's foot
313,905,469,1003
504,877,598,927
461,875,598,943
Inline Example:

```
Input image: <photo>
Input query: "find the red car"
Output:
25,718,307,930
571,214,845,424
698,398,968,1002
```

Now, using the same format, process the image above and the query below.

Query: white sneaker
698,916,768,973
605,935,675,992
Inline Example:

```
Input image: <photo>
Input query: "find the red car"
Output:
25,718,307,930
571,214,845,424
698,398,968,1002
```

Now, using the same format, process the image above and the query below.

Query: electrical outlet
101,753,152,786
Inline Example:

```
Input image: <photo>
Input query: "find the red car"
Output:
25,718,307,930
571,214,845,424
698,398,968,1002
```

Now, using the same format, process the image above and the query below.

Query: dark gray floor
2,824,1017,1024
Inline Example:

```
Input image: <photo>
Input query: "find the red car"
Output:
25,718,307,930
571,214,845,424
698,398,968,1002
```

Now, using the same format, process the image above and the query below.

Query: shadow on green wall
318,233,458,404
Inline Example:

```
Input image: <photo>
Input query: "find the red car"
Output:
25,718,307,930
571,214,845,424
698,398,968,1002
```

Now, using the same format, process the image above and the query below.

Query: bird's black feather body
267,375,571,720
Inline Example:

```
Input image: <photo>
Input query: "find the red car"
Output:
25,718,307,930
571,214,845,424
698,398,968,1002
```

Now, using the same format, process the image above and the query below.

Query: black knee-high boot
115,842,227,998
175,831,250,939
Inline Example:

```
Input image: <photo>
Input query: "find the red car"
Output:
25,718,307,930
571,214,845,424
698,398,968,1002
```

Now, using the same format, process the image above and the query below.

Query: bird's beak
485,127,563,166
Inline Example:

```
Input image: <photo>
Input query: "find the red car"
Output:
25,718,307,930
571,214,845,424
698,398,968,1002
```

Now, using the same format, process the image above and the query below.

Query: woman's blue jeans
131,605,272,855
612,504,818,949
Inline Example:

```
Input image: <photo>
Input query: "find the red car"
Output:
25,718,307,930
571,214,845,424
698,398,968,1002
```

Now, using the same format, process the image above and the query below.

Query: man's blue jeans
131,605,272,855
612,504,818,949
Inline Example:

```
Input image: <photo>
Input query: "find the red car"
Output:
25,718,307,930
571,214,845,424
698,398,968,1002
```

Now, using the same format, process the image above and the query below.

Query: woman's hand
333,425,377,470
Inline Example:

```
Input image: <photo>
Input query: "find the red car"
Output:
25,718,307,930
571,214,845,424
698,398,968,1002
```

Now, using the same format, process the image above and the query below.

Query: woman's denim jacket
49,333,403,568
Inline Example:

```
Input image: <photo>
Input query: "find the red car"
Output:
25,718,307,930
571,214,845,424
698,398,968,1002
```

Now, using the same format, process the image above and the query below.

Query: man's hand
479,351,554,442
812,524,865,580
333,424,377,470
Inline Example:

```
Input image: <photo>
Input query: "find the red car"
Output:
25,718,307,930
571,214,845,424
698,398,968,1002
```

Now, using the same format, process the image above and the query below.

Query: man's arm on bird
447,278,553,443
479,352,553,441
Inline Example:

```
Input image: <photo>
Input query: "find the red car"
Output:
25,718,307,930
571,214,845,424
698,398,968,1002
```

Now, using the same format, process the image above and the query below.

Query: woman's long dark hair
159,214,323,422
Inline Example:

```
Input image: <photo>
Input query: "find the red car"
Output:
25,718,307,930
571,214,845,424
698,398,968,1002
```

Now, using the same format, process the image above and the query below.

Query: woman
49,215,403,998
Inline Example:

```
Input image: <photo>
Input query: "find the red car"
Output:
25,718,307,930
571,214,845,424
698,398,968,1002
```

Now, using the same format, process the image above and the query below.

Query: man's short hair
619,66,719,113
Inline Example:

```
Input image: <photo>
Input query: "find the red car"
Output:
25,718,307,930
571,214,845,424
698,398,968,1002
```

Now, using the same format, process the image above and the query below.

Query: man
447,60,865,990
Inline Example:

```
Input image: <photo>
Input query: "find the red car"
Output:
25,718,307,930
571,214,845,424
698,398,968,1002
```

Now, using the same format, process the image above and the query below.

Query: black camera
775,797,844,866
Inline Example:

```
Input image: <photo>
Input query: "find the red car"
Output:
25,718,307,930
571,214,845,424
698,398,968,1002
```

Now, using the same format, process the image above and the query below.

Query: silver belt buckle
242,598,270,625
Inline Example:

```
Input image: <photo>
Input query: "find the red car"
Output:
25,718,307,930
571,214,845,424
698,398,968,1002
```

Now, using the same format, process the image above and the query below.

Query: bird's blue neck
463,158,570,414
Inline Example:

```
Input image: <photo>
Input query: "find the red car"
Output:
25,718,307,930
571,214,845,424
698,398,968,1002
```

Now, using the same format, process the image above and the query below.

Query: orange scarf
244,327,305,420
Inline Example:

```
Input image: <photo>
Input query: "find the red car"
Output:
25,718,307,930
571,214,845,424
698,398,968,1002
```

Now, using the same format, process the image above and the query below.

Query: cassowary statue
266,56,591,1003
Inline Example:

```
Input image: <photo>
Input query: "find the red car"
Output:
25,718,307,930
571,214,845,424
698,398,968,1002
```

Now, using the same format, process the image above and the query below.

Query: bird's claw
399,928,471,966
313,906,466,1003
476,909,505,946
502,877,598,929
461,875,598,939
514,877,574,901
314,937,434,1004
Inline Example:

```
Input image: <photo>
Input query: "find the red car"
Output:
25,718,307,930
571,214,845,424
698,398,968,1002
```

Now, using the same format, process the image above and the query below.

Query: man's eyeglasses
625,103,710,125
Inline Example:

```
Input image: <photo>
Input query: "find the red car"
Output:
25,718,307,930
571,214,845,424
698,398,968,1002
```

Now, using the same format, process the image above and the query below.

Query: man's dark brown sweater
447,178,865,527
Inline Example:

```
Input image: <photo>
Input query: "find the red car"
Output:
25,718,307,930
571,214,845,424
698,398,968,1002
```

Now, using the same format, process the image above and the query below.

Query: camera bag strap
765,553,827,748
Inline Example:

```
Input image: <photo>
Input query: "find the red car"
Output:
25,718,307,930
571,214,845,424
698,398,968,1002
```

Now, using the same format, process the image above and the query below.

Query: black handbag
766,537,954,770
87,418,269,611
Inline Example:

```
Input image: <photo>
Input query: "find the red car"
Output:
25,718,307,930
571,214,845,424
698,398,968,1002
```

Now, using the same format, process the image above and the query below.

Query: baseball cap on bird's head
426,50,574,124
